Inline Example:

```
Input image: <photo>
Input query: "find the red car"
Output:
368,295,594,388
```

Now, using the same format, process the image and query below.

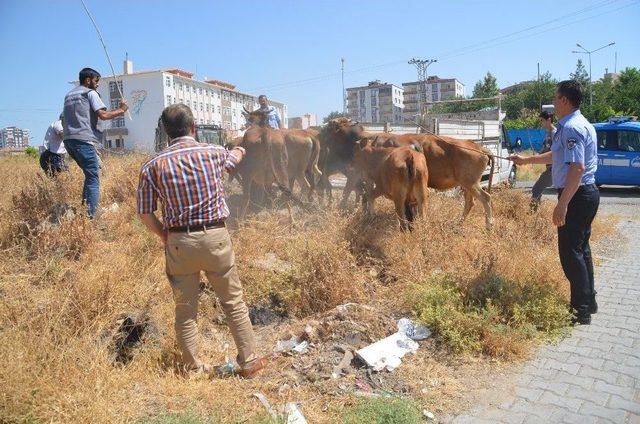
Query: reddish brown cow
354,137,429,231
281,128,322,200
236,110,290,219
316,118,371,206
325,118,495,229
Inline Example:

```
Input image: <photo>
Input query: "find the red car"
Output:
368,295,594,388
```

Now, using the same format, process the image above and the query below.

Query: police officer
530,110,556,210
511,80,599,325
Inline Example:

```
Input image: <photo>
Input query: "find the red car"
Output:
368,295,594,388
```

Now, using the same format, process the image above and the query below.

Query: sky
1,0,639,144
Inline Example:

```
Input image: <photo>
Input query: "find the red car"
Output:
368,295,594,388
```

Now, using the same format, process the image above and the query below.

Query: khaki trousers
165,227,256,369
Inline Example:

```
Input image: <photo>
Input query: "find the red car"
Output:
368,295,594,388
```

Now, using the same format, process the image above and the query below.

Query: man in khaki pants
137,103,267,378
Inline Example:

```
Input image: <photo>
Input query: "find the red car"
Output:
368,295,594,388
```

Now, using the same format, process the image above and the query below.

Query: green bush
410,272,571,357
25,146,39,158
342,398,423,424
503,116,540,129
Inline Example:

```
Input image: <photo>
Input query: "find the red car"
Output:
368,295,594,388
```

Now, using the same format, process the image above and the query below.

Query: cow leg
289,175,296,194
393,193,410,232
364,182,382,215
322,176,334,206
297,171,314,202
461,187,476,221
340,174,359,209
415,183,428,222
239,177,253,220
470,183,493,230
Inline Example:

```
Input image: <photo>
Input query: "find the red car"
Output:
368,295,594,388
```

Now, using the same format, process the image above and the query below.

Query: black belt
168,220,225,233
557,184,597,195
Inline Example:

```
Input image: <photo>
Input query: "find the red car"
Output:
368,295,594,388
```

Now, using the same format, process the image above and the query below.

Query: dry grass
516,163,547,182
0,154,610,423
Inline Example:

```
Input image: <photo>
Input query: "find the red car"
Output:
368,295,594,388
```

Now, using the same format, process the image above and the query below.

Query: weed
342,397,423,424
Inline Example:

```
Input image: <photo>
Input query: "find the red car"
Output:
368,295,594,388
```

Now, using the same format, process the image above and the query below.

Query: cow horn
243,105,251,114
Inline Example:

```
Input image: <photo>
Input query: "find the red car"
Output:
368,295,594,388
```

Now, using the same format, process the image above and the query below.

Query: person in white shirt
40,114,68,176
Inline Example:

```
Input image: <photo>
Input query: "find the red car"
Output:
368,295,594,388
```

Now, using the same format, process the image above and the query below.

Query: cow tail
265,138,288,196
486,149,495,194
308,135,323,181
406,153,415,181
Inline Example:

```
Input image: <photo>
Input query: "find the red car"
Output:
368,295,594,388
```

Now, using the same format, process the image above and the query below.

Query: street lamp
571,42,615,107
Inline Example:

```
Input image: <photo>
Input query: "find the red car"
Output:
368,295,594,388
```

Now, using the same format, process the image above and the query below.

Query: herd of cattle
230,108,496,231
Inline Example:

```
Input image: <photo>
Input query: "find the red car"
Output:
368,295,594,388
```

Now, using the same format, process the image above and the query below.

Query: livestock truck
362,108,515,188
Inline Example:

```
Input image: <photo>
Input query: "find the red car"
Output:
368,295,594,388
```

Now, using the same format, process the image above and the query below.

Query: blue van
594,116,640,186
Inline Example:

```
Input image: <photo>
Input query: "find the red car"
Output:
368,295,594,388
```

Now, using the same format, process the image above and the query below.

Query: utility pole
537,62,541,110
408,58,437,125
341,58,346,114
572,41,615,107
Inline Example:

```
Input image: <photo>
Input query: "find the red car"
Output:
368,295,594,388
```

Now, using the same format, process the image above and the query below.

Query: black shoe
590,298,598,314
571,313,591,325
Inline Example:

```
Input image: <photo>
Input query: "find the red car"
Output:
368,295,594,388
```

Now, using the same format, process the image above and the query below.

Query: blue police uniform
552,109,600,323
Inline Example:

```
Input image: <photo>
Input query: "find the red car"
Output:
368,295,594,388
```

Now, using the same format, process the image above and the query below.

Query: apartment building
95,59,288,152
402,76,464,120
346,80,404,124
0,126,30,149
288,113,317,129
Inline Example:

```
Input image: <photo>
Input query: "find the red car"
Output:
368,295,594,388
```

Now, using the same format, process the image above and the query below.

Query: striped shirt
137,136,242,228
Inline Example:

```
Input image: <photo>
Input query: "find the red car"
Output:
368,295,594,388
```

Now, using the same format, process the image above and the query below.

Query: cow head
359,135,376,149
326,117,364,142
243,106,268,127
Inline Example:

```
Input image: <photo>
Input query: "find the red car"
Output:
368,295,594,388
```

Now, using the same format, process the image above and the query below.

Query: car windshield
197,129,221,145
618,130,640,152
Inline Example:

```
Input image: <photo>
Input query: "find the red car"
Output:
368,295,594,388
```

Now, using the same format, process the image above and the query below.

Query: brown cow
324,118,495,229
280,128,322,200
316,118,371,206
354,137,429,231
236,109,290,219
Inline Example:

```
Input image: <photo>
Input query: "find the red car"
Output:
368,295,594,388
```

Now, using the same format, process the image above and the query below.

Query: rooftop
403,76,463,86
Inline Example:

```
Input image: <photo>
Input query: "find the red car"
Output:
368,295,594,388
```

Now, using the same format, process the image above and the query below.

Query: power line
251,0,637,93
436,0,621,60
438,0,637,63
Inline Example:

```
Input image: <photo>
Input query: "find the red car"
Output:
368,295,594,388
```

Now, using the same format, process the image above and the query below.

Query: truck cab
154,118,227,152
594,116,640,187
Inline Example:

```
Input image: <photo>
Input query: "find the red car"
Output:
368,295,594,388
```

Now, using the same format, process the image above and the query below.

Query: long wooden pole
79,0,132,121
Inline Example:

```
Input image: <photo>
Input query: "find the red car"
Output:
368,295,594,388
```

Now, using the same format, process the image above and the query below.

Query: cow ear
359,137,369,148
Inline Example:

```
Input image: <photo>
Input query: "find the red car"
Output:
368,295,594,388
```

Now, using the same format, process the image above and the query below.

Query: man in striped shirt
137,104,267,378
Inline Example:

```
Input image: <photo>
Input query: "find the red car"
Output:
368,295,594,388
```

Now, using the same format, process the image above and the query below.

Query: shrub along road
448,185,640,423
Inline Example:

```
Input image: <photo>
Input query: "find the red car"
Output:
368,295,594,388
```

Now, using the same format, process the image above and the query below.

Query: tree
472,72,499,98
611,67,640,116
502,72,557,120
570,59,589,88
323,111,349,123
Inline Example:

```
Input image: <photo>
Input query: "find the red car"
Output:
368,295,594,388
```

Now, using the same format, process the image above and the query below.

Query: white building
288,113,317,129
95,59,288,151
346,80,404,124
403,76,465,120
0,126,30,149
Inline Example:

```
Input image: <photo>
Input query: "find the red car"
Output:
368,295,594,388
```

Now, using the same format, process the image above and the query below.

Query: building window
166,95,172,106
109,81,123,97
187,100,191,107
112,117,125,128
165,76,171,87
200,103,203,111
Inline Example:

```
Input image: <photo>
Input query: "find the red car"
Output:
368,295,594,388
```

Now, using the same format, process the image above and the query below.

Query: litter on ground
355,331,420,372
